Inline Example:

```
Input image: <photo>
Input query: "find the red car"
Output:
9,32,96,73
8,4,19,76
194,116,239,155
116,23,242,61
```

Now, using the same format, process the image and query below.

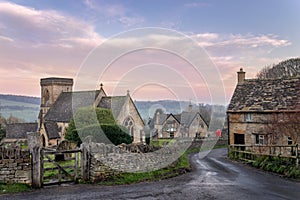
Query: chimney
237,68,246,83
127,90,130,97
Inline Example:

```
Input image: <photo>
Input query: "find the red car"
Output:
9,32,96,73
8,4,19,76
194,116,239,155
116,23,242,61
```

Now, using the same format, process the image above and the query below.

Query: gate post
28,132,42,188
81,142,90,181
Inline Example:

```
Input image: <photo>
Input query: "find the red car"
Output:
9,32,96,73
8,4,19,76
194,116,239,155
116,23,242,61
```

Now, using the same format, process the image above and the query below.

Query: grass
0,183,31,194
229,150,300,179
150,138,173,147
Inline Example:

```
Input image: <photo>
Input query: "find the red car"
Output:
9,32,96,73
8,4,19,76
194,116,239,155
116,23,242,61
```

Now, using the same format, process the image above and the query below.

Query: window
43,89,50,105
170,132,174,138
255,134,266,145
287,137,293,145
123,117,134,141
244,113,252,122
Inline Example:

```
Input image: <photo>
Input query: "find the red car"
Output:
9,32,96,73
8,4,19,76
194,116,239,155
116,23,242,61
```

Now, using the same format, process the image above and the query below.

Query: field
0,98,39,122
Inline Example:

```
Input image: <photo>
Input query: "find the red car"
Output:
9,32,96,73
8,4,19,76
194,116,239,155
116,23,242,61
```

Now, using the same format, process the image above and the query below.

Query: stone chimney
237,68,246,83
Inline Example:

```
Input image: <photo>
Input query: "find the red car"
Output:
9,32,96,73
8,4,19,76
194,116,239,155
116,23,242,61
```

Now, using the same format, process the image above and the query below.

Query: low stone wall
84,139,228,183
84,140,192,182
0,146,31,184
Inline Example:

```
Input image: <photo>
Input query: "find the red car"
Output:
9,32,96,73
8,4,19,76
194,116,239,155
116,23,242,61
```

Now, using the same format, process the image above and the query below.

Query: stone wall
0,146,31,184
83,139,227,183
83,140,192,182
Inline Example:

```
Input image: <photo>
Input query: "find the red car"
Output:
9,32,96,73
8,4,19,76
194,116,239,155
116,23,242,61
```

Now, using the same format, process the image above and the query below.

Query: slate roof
228,77,300,112
98,96,128,118
6,123,38,139
44,121,60,139
156,113,168,125
45,90,101,122
157,111,208,128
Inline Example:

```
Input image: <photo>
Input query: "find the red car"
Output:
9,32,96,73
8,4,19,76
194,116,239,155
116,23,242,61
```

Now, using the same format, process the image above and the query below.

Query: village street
2,148,300,200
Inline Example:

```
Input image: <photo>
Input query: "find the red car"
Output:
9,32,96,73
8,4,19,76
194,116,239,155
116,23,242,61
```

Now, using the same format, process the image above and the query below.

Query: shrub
65,107,132,146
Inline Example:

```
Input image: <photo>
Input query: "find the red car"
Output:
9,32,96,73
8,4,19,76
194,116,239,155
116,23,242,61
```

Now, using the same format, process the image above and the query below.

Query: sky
0,0,299,104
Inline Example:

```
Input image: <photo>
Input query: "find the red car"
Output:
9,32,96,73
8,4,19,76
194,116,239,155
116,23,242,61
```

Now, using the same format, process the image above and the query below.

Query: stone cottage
227,68,300,147
39,77,145,147
153,103,208,139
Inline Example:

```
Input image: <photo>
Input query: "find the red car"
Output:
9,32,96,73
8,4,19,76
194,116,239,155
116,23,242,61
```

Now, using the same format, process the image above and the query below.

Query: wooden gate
41,148,81,186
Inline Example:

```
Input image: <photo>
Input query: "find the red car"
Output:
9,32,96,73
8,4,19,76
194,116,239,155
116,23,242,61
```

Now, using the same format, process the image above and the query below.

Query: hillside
0,94,40,122
0,94,226,125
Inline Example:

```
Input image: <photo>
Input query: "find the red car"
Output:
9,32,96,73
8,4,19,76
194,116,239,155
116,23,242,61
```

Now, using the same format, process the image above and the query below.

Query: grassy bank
229,151,300,179
0,183,31,194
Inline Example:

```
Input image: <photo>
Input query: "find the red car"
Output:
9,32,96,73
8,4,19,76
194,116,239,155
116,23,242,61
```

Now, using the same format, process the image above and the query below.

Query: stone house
227,68,300,148
153,104,208,139
39,77,145,147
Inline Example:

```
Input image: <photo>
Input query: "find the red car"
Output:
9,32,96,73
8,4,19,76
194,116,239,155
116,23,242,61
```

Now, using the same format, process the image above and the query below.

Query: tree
65,107,132,146
0,111,6,141
6,115,25,124
257,58,300,79
265,112,300,146
0,123,5,141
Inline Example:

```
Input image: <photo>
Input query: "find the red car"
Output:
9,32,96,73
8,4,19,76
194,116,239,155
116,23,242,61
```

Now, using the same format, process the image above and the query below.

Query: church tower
40,77,73,119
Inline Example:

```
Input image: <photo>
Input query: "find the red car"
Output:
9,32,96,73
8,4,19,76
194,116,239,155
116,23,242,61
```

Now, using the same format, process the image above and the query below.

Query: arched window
43,89,50,106
123,116,134,141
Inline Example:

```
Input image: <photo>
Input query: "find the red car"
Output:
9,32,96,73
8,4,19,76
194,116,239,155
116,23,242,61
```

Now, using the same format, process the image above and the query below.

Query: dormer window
244,113,252,122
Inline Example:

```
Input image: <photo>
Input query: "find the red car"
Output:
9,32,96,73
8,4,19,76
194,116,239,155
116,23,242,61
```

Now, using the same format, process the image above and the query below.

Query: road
2,148,300,200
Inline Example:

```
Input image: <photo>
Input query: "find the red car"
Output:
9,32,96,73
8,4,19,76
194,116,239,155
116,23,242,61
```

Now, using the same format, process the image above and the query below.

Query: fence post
296,144,299,168
27,132,42,188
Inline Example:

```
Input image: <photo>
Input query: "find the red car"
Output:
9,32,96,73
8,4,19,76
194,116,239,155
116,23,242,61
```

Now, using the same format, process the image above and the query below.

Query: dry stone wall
0,146,31,184
84,140,192,182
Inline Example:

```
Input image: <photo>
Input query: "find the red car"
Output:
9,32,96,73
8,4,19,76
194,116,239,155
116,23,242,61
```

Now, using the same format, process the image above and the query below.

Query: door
234,133,245,150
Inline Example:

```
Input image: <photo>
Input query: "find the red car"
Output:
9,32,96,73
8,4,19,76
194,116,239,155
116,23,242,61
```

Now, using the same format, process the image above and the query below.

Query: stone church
38,77,145,147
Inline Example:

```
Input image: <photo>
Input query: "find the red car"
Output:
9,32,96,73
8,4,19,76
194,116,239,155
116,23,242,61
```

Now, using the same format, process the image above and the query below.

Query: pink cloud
0,2,103,96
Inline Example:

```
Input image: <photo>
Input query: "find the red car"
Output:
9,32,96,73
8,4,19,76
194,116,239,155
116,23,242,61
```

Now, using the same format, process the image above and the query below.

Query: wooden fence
229,144,299,167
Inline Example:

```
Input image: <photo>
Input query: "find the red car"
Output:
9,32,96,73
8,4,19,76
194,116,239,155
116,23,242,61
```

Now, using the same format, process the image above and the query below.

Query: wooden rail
229,144,299,167
41,148,81,186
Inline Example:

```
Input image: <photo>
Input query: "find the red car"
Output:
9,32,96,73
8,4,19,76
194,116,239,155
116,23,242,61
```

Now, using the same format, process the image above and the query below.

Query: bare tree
257,58,300,79
265,112,300,145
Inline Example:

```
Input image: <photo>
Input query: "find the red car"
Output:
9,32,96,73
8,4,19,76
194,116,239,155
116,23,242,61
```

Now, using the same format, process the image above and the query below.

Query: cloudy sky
0,0,299,104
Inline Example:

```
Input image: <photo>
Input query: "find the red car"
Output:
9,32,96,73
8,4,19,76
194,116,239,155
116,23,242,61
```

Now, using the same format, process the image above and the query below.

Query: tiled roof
98,96,128,118
157,111,208,128
44,90,130,123
44,121,60,139
228,77,300,112
45,90,101,122
156,113,168,125
6,123,38,139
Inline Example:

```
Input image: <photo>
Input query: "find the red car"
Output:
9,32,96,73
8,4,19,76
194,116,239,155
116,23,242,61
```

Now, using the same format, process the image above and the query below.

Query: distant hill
257,57,300,79
0,94,226,124
0,94,40,104
0,94,40,122
134,100,226,123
